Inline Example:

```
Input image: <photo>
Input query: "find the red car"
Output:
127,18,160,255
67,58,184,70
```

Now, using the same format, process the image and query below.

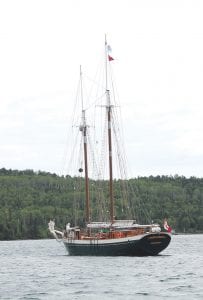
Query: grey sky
0,0,202,177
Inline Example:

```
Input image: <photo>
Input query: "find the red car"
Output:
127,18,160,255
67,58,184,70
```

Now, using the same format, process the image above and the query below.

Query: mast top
80,65,84,112
105,35,109,92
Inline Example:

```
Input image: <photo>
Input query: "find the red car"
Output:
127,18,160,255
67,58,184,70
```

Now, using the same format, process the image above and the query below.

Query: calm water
0,235,202,299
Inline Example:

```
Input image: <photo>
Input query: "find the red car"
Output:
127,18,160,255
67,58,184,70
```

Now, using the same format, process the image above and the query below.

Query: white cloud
0,0,202,177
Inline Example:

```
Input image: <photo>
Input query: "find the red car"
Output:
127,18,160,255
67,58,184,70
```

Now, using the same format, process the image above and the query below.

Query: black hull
63,233,171,256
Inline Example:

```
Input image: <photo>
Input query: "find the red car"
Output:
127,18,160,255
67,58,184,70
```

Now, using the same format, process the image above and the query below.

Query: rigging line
111,111,137,219
61,126,79,176
84,74,106,91
73,175,85,226
85,92,106,111
80,70,106,112
128,182,151,223
112,110,128,176
85,66,106,111
109,63,120,105
72,78,83,126
108,62,128,153
94,59,105,101
98,112,108,180
87,133,99,179
112,107,130,181
108,66,127,158
82,52,106,110
113,146,129,214
60,79,81,175
84,46,106,89
66,130,82,176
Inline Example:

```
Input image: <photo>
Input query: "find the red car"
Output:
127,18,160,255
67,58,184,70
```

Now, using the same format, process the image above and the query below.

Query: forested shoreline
0,168,202,240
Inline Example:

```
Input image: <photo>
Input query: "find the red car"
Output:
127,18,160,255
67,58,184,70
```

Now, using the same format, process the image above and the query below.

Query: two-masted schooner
48,37,171,256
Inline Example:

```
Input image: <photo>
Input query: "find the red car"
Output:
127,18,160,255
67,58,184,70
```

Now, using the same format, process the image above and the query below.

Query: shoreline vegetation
0,168,202,240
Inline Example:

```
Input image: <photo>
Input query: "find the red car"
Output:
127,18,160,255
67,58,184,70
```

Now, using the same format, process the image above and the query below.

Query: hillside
0,168,202,240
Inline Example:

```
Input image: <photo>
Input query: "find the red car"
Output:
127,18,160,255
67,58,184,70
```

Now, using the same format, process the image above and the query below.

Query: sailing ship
48,37,171,256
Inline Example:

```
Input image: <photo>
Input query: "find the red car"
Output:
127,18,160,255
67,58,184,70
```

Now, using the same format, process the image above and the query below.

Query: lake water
0,235,202,299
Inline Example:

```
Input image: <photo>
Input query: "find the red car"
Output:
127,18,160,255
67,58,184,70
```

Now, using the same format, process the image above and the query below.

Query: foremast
105,36,114,224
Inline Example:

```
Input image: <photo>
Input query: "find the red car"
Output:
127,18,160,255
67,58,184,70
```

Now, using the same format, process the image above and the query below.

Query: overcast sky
0,0,202,178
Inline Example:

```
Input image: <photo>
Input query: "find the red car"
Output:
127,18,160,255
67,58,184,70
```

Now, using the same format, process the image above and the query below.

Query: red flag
107,45,114,61
108,55,114,61
163,219,172,233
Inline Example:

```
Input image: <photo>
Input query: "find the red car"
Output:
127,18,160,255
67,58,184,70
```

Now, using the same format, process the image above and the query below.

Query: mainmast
105,36,115,224
79,66,90,224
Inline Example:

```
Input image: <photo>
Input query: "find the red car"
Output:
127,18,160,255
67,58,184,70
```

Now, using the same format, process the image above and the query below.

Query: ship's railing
54,221,162,242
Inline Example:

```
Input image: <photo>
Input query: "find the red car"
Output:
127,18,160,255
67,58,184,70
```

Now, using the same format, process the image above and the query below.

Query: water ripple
0,235,203,299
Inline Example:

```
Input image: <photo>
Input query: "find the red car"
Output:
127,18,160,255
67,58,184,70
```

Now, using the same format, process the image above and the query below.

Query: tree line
0,168,202,240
